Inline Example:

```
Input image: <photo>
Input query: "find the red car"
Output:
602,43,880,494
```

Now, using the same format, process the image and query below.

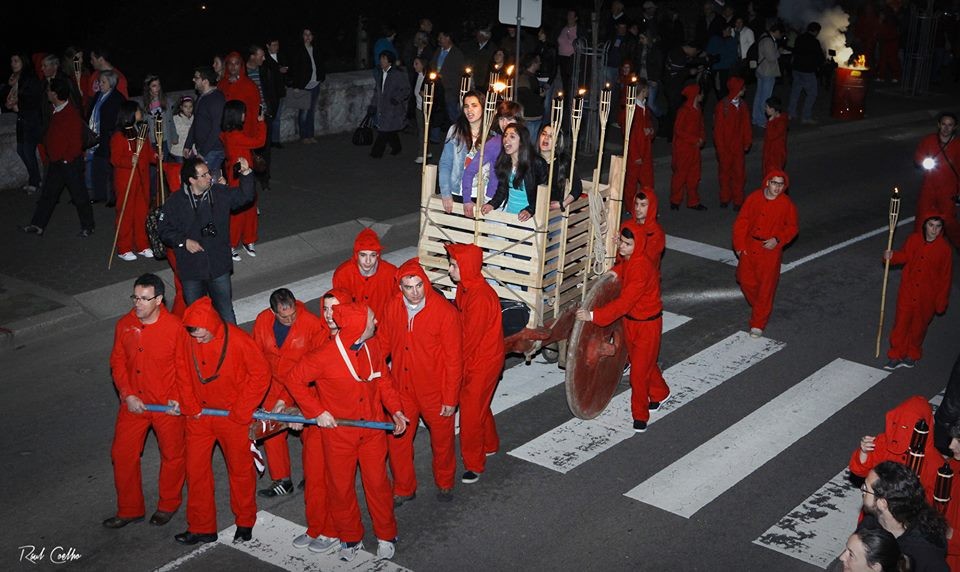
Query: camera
200,222,217,238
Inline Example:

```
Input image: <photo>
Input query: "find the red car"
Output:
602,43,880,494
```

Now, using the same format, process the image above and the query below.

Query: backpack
745,34,768,70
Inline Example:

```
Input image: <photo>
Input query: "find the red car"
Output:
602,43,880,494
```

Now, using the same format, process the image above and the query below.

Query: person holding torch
914,112,959,248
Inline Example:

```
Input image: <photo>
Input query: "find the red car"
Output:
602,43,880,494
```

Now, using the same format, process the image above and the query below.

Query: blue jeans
181,272,237,324
202,149,225,181
525,119,542,141
753,75,776,127
271,99,284,142
297,84,321,139
788,71,817,121
647,81,663,117
16,120,43,186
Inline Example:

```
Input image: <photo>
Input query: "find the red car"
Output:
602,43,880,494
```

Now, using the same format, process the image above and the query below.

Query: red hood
919,211,945,234
182,296,225,339
681,84,700,109
321,287,354,334
445,243,486,287
332,302,369,342
763,169,790,191
396,257,431,286
727,76,745,98
354,228,383,258
636,186,659,230
224,51,248,80
883,395,934,455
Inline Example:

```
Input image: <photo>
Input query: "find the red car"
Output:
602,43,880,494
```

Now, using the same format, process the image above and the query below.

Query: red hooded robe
713,76,752,207
624,97,656,213
111,128,157,254
762,113,788,176
671,84,705,208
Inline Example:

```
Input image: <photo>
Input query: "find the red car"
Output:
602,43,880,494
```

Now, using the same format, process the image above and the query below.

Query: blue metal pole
143,404,395,431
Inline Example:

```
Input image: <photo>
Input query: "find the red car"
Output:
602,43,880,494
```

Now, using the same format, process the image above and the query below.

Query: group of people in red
104,227,504,563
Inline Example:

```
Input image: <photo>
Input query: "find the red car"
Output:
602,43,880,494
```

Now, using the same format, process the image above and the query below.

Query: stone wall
0,70,375,191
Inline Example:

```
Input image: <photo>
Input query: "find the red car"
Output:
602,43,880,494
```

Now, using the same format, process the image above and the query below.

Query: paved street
2,79,959,571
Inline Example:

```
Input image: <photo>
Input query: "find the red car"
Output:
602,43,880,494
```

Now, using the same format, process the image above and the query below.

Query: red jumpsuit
848,395,941,503
671,84,705,208
109,305,186,519
886,215,953,361
713,77,752,208
380,258,463,495
332,229,400,319
914,133,960,247
592,244,668,423
252,301,325,484
110,129,156,255
222,119,266,249
876,13,902,82
733,170,799,330
762,113,788,177
446,244,505,474
218,52,262,135
285,303,404,544
624,102,656,214
178,297,270,534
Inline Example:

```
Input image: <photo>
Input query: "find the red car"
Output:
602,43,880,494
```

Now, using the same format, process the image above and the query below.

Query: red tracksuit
624,103,656,213
109,306,186,519
381,258,463,495
592,244,668,423
111,129,156,254
219,53,262,135
332,229,399,319
252,301,326,482
285,303,404,544
914,133,960,247
178,297,270,534
848,395,941,503
886,216,953,361
714,79,752,207
671,85,705,208
222,119,266,248
762,113,788,177
876,16,901,82
733,170,799,330
446,244,505,474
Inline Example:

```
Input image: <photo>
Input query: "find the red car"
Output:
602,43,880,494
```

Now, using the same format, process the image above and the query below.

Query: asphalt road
3,112,959,572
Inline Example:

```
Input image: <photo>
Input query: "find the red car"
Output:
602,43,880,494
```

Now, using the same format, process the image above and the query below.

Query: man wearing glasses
158,156,255,324
732,169,798,338
104,273,186,530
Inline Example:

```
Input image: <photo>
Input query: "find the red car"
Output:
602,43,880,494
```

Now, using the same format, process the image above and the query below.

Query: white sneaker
292,533,313,549
414,156,424,164
23,185,38,193
338,541,363,562
308,534,340,554
232,249,241,262
243,243,257,257
377,539,396,560
138,248,154,258
117,251,137,261
749,327,763,338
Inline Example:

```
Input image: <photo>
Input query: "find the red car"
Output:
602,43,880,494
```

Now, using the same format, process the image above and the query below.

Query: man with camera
158,156,256,324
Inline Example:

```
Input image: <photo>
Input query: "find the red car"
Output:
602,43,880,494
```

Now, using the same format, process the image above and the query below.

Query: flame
578,87,586,96
557,91,563,99
428,72,437,81
492,81,507,93
506,65,514,77
842,54,868,70
464,67,472,75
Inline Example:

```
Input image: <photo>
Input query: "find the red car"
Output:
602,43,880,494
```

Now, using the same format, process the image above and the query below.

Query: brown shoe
102,515,144,529
150,510,175,526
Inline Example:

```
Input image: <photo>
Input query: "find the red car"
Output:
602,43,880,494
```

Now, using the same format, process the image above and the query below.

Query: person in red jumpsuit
670,84,707,211
284,303,409,562
623,188,666,269
218,51,262,134
104,273,186,529
174,296,270,545
876,7,902,83
445,243,504,484
332,228,399,319
380,258,463,504
914,112,959,248
220,100,266,259
252,288,325,499
762,96,788,177
111,101,157,261
713,76,752,209
850,395,942,504
576,226,669,432
624,79,656,215
883,214,953,370
732,169,798,337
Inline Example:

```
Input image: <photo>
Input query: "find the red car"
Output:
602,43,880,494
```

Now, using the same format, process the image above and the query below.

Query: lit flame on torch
428,72,437,81
505,65,514,77
578,87,586,97
492,81,507,93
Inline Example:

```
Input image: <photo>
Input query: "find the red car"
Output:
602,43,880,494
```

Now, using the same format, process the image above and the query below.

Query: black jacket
184,88,225,156
934,352,960,454
259,57,286,117
158,174,256,281
791,32,826,74
488,154,549,216
290,43,326,89
90,89,125,158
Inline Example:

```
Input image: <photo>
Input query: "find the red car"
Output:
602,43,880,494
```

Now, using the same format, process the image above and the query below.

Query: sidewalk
2,75,957,347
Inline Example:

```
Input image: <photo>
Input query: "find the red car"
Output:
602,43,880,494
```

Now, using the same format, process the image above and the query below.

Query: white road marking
624,359,890,518
156,511,411,571
780,218,915,274
508,331,784,473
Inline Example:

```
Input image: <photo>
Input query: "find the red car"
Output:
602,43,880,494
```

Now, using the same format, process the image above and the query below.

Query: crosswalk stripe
665,235,739,267
753,391,944,569
156,511,412,571
624,359,890,518
508,330,784,474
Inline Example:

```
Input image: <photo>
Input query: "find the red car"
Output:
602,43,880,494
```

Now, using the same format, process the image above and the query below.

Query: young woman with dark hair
111,100,156,261
481,122,548,221
219,99,266,260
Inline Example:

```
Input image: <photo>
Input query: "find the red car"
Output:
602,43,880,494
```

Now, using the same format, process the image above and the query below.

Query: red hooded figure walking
762,97,788,176
332,228,399,319
284,303,409,562
732,170,798,337
670,84,706,210
445,244,505,483
622,187,665,269
713,76,752,209
883,213,953,370
380,258,463,504
623,80,656,214
914,112,960,247
174,296,270,545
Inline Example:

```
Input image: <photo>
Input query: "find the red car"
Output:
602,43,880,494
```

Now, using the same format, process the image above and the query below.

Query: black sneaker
393,492,416,507
883,359,901,371
21,224,44,235
461,471,480,484
688,204,708,211
633,420,648,433
234,526,253,542
436,488,454,502
258,479,294,498
78,228,94,238
648,401,662,412
902,358,916,368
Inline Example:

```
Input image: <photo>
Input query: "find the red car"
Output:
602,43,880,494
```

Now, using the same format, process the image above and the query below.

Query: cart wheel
541,343,560,364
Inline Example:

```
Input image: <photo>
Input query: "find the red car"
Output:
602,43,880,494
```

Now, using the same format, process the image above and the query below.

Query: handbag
145,206,167,261
352,113,374,146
